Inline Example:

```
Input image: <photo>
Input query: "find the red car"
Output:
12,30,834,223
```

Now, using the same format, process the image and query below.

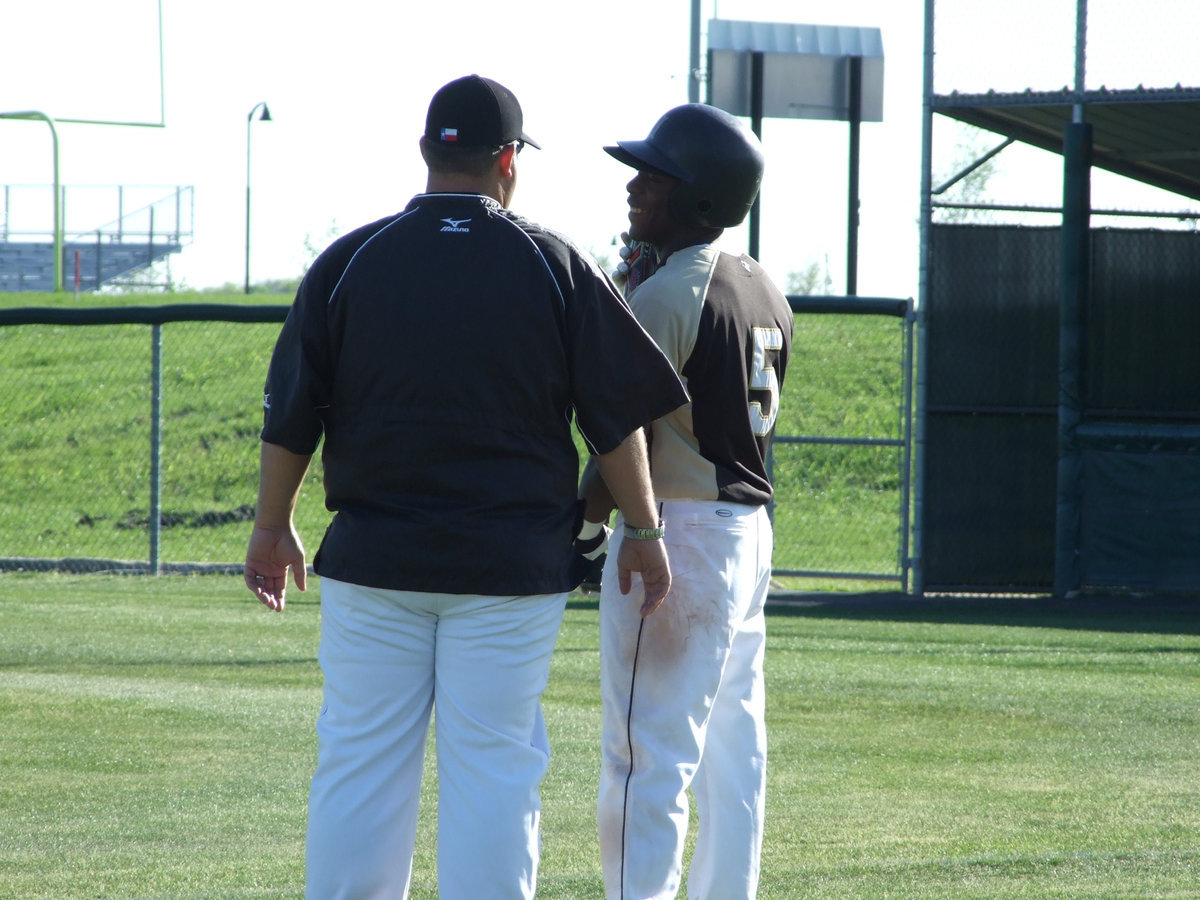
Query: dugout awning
932,86,1200,202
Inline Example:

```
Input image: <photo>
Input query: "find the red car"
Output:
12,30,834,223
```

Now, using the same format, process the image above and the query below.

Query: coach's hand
244,523,306,612
616,536,671,617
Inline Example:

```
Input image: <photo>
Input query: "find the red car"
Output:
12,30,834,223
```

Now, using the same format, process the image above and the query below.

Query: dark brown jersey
628,244,793,506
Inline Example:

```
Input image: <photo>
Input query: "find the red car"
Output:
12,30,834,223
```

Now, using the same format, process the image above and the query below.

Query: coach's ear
496,142,518,179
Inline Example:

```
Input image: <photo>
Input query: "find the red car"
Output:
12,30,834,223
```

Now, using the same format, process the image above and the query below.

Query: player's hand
616,536,671,617
244,523,307,612
612,232,661,298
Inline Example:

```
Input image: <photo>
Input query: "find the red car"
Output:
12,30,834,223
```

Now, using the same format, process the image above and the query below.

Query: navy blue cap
425,75,540,150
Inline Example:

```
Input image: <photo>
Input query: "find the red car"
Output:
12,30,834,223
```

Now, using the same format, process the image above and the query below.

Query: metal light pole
244,101,272,294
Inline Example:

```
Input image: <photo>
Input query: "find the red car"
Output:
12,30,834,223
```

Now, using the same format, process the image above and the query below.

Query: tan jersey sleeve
628,247,723,501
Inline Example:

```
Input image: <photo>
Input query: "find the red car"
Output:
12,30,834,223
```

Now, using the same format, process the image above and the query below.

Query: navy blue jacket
262,193,686,594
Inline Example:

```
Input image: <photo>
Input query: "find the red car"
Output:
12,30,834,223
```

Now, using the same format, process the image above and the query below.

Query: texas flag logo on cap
441,127,458,143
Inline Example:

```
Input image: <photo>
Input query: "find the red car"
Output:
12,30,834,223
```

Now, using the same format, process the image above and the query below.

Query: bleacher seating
0,239,182,292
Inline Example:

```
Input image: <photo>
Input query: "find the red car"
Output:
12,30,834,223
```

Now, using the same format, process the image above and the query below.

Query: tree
785,258,828,296
301,220,342,274
934,124,1002,223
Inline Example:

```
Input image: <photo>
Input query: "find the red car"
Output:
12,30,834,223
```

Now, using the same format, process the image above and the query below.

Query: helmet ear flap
668,188,719,228
668,189,697,226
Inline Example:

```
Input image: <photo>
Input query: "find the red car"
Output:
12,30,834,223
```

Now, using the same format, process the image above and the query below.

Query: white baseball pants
598,499,772,900
304,578,567,900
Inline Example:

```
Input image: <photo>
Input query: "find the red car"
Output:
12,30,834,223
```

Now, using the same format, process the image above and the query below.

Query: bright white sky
2,0,1197,296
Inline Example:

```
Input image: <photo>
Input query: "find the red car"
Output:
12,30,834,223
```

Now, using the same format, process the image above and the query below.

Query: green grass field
1,574,1197,898
0,291,912,587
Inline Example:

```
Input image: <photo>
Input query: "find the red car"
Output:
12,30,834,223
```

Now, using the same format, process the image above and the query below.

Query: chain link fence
0,305,315,574
0,302,913,587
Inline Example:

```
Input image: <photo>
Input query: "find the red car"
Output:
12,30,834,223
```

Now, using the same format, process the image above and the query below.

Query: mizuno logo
440,217,471,233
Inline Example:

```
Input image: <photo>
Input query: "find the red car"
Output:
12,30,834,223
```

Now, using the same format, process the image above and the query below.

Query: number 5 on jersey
749,326,784,436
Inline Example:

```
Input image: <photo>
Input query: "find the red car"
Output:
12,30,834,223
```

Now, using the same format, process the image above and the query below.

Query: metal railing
3,184,191,242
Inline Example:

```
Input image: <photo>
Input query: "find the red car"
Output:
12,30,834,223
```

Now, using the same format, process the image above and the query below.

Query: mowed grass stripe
2,576,1199,897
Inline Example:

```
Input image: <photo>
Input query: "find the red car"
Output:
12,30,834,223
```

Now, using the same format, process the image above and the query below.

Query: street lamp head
245,101,271,293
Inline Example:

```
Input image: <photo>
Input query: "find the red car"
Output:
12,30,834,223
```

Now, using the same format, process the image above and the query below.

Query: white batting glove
575,519,612,560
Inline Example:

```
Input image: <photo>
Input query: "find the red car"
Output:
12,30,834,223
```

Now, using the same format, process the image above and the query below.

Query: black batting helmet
604,104,764,228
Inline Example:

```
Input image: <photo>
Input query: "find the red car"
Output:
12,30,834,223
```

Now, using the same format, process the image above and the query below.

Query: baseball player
244,75,688,900
578,103,794,900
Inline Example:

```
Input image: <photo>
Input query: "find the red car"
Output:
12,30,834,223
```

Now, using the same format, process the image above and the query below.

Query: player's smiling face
626,170,681,249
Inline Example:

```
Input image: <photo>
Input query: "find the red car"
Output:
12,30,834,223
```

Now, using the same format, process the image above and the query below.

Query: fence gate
770,295,915,592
